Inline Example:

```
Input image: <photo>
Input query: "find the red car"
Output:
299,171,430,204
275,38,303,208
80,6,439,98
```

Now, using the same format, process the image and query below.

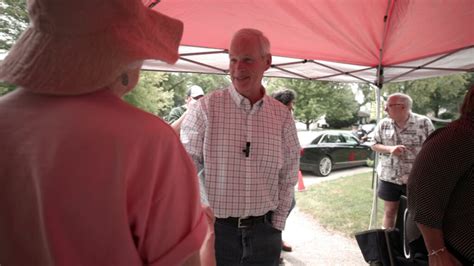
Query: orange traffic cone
297,170,306,191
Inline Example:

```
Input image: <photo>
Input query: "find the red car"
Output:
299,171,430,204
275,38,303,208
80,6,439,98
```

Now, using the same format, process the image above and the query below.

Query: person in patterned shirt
181,28,300,265
408,86,474,265
371,92,434,229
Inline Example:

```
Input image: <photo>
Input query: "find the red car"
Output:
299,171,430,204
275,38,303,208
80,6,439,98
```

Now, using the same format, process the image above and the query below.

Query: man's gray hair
388,92,413,110
271,88,296,106
232,28,271,56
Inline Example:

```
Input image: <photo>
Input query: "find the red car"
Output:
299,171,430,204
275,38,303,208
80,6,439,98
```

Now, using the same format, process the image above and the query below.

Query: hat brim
0,7,183,95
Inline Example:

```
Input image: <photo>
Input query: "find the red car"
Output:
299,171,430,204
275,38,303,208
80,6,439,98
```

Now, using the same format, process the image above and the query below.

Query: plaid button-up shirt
181,85,300,230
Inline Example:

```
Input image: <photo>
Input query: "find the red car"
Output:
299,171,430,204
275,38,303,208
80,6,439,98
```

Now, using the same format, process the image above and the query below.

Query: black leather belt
216,212,272,228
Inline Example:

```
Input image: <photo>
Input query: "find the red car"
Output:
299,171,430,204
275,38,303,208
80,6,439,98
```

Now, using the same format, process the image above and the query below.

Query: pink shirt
0,89,207,265
181,85,300,231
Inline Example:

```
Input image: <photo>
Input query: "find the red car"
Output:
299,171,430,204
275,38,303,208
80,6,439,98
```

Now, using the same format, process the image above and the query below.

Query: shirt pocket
406,134,423,146
382,130,395,145
257,133,283,170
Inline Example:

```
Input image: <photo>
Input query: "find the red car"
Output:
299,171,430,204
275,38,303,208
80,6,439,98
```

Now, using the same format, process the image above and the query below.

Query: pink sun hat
0,0,183,95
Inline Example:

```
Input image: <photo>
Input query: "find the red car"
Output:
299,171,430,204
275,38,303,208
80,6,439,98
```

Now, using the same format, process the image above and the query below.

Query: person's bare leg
382,200,400,229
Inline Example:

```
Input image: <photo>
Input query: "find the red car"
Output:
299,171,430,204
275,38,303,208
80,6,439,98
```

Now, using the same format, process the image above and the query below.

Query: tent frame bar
272,60,308,68
385,45,474,83
178,57,228,73
389,66,473,72
308,66,374,81
271,60,375,83
271,66,310,79
172,45,474,84
310,60,375,84
180,49,228,57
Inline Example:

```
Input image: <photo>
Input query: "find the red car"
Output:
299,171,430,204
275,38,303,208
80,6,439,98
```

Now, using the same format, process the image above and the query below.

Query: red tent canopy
143,0,474,86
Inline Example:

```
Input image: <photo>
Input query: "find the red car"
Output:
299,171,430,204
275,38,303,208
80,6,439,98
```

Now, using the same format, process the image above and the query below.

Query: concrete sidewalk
281,208,366,265
280,166,373,265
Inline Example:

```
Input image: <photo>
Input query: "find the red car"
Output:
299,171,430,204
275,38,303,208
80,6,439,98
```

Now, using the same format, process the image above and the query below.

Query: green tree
267,78,327,129
160,72,230,108
267,78,358,129
0,82,15,96
0,0,27,96
356,83,376,107
123,71,174,117
185,73,230,92
324,84,359,128
465,72,474,88
0,0,28,50
383,73,469,117
124,72,230,118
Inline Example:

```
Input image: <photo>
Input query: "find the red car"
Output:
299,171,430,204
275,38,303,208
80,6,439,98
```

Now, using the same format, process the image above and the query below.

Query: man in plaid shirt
181,28,300,265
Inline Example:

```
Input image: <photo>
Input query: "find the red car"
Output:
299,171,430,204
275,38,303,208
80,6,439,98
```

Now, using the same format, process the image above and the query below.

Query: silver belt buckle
237,216,249,228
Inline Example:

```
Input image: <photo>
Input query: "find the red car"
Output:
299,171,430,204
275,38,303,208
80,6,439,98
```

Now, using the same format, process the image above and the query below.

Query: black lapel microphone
242,142,251,157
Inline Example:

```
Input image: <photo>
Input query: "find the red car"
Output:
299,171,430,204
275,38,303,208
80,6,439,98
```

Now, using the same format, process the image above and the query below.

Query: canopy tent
142,0,474,232
143,0,474,87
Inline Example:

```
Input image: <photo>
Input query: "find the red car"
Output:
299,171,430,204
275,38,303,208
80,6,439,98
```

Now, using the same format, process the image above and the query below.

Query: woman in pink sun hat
0,0,212,265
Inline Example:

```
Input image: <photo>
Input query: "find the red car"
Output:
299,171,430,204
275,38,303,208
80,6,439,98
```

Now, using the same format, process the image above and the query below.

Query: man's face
384,96,407,120
229,34,271,97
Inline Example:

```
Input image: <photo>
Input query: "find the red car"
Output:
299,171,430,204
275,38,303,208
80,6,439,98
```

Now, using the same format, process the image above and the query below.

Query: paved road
281,166,374,265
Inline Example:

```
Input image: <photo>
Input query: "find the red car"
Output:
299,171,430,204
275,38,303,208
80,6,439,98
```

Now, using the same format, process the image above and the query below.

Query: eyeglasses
385,103,404,108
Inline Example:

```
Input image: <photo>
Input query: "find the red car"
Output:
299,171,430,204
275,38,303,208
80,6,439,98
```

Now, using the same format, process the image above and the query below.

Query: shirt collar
390,112,415,128
406,112,415,125
228,85,266,113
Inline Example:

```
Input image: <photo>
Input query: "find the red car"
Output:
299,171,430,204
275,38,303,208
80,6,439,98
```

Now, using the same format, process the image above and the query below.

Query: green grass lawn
295,172,383,237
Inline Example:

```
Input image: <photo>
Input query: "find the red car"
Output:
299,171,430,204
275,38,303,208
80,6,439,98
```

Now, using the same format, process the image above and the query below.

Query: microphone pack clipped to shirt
242,142,251,157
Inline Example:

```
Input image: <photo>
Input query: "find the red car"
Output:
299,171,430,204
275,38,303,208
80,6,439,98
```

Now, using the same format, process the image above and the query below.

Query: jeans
214,219,282,266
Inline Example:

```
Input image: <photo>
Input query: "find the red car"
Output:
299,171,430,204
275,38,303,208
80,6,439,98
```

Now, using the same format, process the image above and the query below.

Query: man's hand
389,145,406,156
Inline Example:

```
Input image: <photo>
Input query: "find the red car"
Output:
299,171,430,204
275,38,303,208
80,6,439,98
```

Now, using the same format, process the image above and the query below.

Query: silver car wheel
319,156,332,176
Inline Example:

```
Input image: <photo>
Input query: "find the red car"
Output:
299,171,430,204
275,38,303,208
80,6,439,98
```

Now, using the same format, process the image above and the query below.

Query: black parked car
298,130,372,176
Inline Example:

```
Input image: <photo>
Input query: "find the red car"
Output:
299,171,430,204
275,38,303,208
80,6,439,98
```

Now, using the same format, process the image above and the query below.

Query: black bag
355,228,428,266
355,228,401,266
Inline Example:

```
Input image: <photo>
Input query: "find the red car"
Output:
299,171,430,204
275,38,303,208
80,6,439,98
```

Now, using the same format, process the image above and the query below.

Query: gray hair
232,28,271,56
271,88,296,106
388,92,413,110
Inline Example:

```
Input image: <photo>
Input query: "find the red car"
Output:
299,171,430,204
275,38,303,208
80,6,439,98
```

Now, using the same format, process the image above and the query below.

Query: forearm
417,223,445,251
170,111,187,135
371,143,392,154
417,223,461,266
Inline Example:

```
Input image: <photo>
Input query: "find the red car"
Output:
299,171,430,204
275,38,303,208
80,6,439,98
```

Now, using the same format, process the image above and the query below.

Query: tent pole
369,84,382,229
369,0,393,229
